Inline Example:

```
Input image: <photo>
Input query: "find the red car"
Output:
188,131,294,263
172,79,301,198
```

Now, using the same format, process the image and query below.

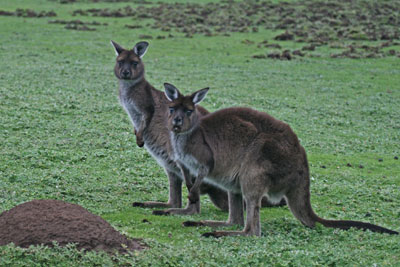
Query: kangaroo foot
132,202,145,207
202,232,223,238
202,230,249,238
154,202,200,216
132,201,177,209
152,210,170,216
182,221,205,227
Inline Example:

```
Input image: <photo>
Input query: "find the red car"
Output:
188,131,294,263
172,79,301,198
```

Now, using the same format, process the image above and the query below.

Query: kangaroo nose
173,117,183,126
122,70,130,77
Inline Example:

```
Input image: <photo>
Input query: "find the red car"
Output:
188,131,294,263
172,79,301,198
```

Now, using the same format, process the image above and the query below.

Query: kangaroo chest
120,95,142,128
172,134,205,178
145,132,177,173
172,133,242,193
119,85,179,174
119,81,143,128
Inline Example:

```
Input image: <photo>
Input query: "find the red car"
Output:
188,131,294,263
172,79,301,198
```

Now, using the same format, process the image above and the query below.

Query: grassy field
1,0,399,265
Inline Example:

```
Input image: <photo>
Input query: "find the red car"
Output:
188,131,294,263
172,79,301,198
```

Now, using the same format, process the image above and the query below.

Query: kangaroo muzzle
121,69,131,79
173,117,183,126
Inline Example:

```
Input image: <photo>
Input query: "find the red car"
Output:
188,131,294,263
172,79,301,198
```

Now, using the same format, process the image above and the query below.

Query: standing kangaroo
111,40,231,215
164,83,398,237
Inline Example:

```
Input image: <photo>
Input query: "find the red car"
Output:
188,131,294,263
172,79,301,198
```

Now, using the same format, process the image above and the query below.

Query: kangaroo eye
118,61,123,67
169,107,175,114
185,110,193,116
132,61,139,66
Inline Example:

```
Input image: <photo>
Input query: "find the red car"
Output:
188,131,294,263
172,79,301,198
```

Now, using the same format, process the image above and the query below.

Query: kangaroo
164,83,398,237
111,40,234,215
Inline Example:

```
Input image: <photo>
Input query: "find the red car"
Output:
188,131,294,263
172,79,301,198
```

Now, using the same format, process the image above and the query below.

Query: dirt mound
0,199,145,254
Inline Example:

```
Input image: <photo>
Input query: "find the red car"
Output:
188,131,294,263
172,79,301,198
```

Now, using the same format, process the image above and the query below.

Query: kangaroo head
164,83,209,134
111,40,149,80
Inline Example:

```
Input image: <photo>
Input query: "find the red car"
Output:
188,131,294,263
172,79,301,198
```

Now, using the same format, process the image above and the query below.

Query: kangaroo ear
134,41,149,58
164,83,180,102
191,87,209,105
110,40,124,56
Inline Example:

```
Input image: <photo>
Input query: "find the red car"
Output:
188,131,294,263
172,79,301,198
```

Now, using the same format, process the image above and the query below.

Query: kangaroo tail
314,215,399,235
287,146,398,235
286,190,398,235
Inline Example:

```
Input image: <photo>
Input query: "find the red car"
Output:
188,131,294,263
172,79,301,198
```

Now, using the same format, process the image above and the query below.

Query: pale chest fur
171,133,204,178
119,80,142,128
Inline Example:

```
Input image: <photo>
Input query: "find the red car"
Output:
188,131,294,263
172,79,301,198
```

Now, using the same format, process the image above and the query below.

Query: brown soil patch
48,19,107,31
0,199,145,254
0,9,56,18
274,31,294,41
68,0,399,59
49,19,107,26
253,50,295,60
71,0,400,43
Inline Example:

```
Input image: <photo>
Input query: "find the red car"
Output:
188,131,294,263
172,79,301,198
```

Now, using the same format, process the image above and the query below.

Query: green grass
1,0,400,266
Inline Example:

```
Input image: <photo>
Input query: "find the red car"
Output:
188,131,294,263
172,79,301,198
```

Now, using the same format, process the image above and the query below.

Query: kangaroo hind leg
202,177,265,237
133,170,182,209
183,191,244,228
202,194,263,237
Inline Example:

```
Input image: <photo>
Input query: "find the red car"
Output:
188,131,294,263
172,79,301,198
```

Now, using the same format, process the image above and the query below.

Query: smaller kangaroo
111,40,153,148
164,83,398,237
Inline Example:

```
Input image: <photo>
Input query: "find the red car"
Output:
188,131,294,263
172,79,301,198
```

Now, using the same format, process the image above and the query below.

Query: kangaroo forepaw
152,210,170,216
136,138,145,147
132,202,145,207
134,129,145,147
202,232,222,238
182,221,204,227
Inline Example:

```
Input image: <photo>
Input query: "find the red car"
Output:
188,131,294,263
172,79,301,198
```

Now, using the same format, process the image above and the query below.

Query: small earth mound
0,199,145,254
